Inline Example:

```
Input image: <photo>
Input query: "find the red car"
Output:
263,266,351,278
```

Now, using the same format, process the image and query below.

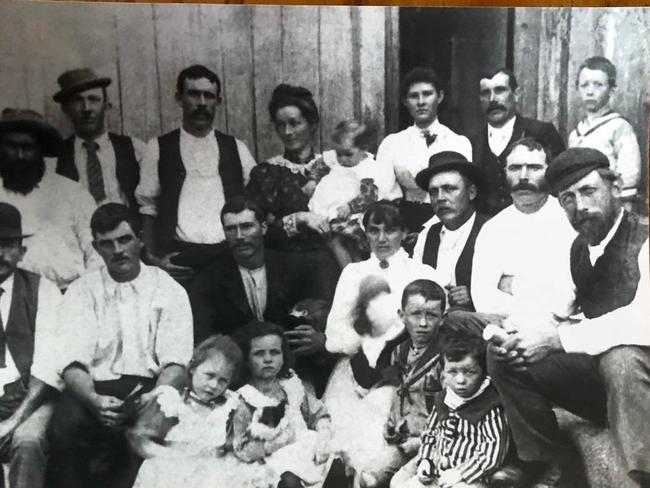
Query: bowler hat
0,108,62,157
546,147,610,196
415,151,484,192
0,202,32,239
53,68,111,104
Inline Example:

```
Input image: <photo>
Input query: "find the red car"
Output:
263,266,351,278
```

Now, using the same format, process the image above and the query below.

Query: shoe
531,461,562,488
490,465,525,488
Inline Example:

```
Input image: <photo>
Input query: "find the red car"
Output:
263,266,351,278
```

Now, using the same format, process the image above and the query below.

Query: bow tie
421,130,437,147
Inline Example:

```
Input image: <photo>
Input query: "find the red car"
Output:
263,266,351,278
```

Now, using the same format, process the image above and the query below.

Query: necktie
421,130,437,147
248,271,264,321
0,287,5,368
83,140,106,203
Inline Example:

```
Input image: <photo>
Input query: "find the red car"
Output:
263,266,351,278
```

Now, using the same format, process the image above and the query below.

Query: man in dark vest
54,68,145,210
412,151,489,311
471,68,565,216
135,64,257,285
486,147,650,487
0,202,62,488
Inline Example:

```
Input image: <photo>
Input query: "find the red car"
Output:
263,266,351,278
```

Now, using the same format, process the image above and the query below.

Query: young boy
568,56,642,205
391,331,509,488
359,279,447,488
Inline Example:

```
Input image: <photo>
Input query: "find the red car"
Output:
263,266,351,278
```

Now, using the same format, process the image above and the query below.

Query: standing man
0,108,100,290
136,64,257,284
472,68,565,215
0,203,62,488
412,151,490,311
48,203,193,488
487,147,650,487
471,137,576,326
54,68,145,210
376,67,472,233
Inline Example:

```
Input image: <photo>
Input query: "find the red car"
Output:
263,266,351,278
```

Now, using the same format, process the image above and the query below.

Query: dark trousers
488,345,650,485
0,380,52,488
48,375,155,488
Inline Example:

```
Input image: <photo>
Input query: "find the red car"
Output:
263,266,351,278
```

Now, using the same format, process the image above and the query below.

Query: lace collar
267,153,322,176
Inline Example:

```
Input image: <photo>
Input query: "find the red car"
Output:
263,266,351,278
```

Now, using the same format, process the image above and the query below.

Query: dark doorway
399,7,514,138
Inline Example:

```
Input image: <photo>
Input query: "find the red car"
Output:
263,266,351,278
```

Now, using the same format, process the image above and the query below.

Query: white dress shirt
238,265,267,321
0,272,63,389
487,115,516,156
73,132,146,205
471,197,577,324
135,127,257,244
558,210,650,355
568,112,641,198
376,118,473,202
57,263,193,381
325,248,444,356
0,165,102,290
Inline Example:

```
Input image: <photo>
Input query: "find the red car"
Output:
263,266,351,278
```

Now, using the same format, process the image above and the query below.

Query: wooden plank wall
0,2,388,161
514,7,649,175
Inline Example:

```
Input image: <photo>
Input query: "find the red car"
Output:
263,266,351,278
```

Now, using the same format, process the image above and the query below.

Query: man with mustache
471,68,565,216
136,64,257,285
487,147,650,487
0,203,63,488
48,203,193,488
0,108,100,290
54,68,145,210
190,195,334,395
471,137,576,326
412,151,490,311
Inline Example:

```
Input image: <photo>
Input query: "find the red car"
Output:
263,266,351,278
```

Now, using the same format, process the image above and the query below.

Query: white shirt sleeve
235,139,257,186
470,224,514,315
154,277,194,369
135,138,161,217
375,135,403,201
612,120,641,198
325,264,362,355
30,277,64,390
71,187,102,272
457,135,473,162
131,136,148,167
559,240,650,355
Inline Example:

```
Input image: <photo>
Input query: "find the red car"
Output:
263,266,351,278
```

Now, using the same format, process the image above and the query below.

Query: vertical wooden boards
513,8,541,121
113,3,161,142
252,6,283,161
384,6,401,137
358,6,387,148
320,6,354,151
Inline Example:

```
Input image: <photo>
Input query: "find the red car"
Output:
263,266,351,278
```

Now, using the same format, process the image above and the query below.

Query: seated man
488,148,650,487
0,202,62,488
190,195,333,395
48,203,193,488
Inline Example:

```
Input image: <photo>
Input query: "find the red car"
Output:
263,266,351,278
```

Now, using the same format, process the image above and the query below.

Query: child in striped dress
391,331,508,488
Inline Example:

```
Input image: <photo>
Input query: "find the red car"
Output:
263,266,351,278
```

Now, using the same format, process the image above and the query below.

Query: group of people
0,52,647,488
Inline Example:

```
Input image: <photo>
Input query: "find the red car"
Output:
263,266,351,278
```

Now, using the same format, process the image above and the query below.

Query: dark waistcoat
570,211,647,319
155,129,244,254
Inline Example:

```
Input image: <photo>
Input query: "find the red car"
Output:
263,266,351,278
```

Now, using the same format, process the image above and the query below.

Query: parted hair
401,279,447,312
268,84,319,126
220,195,267,225
400,67,445,99
501,136,551,165
480,67,518,91
90,203,141,239
577,56,617,88
362,200,404,230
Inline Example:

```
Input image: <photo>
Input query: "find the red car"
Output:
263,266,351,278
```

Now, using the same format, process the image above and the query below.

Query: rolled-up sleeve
235,139,257,186
154,277,193,369
136,138,161,217
31,277,63,390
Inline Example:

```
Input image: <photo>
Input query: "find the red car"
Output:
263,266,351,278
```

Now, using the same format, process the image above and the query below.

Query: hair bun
271,84,313,102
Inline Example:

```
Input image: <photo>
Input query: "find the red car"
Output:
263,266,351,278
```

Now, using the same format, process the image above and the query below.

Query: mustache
191,107,213,118
487,101,507,112
512,181,538,192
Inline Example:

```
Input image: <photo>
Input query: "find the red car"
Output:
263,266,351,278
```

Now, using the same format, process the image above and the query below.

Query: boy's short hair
400,67,445,100
331,119,376,152
440,330,487,372
189,334,244,380
401,279,447,313
577,56,617,88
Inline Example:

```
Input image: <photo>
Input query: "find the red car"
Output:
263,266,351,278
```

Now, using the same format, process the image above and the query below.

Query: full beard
0,159,46,195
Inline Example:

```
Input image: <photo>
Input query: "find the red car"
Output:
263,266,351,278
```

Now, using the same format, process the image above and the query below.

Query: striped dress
416,379,508,484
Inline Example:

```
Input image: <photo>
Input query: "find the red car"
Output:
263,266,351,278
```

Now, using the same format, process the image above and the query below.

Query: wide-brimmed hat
53,68,111,104
0,202,32,239
415,151,484,191
0,108,62,157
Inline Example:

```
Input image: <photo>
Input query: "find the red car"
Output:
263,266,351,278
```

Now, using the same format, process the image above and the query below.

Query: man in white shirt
487,147,650,488
375,67,472,233
136,64,257,284
0,108,100,290
470,68,565,216
471,137,577,326
412,151,490,311
0,203,62,488
54,68,146,211
48,203,193,488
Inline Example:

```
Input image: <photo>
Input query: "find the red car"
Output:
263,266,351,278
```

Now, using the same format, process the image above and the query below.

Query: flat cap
546,147,610,196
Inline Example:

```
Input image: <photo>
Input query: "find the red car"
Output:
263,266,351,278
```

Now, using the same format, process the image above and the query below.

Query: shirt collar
440,211,476,238
180,125,216,143
101,261,149,297
369,247,409,267
589,208,624,260
0,274,15,296
488,114,516,136
75,131,111,152
444,376,492,410
412,117,443,135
